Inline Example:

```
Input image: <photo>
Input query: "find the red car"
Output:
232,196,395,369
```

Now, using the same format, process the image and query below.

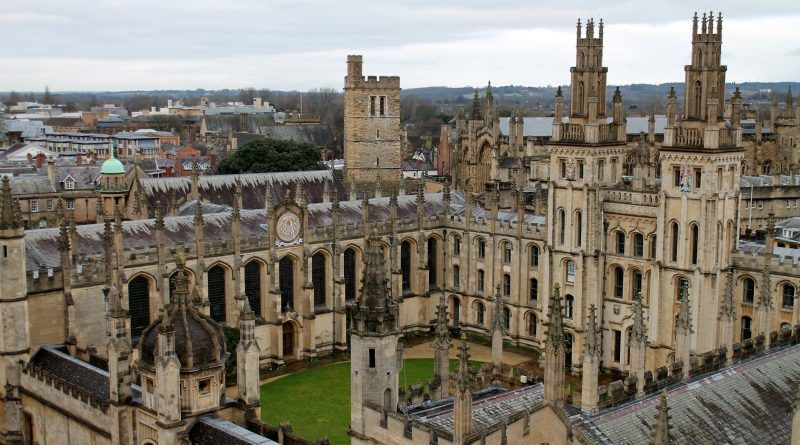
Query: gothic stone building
0,12,798,445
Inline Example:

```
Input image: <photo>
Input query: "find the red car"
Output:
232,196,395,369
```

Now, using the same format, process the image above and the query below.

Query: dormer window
64,178,75,190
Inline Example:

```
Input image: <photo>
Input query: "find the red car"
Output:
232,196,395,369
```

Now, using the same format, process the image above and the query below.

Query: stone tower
659,12,742,357
348,233,401,440
0,176,28,444
569,18,608,123
683,12,726,123
343,55,402,183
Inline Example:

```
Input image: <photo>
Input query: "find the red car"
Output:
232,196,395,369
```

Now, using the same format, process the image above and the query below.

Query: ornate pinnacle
584,304,600,360
490,284,506,335
546,284,565,350
434,294,450,346
470,89,483,120
758,264,773,310
719,269,736,321
0,176,18,230
194,198,204,226
675,281,692,335
452,342,472,393
651,391,672,445
240,296,255,321
631,292,647,345
154,204,165,231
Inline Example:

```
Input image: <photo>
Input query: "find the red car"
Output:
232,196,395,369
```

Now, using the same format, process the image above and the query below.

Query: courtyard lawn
260,358,481,445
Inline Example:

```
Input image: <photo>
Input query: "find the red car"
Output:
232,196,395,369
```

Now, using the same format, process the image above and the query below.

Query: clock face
276,212,301,242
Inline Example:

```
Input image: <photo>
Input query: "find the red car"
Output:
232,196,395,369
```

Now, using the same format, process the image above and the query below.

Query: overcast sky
2,0,798,92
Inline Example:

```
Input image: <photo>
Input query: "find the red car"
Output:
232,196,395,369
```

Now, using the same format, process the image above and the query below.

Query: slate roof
28,344,110,403
9,176,56,195
138,170,345,212
415,384,544,434
257,123,335,147
203,114,276,134
189,415,278,445
498,116,666,138
573,343,800,444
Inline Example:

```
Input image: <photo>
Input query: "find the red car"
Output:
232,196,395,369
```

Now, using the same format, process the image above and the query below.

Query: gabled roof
573,343,800,444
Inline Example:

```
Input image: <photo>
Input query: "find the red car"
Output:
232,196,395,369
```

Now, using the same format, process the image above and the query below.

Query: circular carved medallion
276,212,301,242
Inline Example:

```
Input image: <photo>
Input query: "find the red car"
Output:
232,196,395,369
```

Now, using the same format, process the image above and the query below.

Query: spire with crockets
0,176,21,231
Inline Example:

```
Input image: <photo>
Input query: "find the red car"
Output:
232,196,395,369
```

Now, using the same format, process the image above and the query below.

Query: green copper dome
100,157,125,174
100,144,125,175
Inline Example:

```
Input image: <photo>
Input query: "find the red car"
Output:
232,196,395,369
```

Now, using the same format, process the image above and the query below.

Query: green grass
260,358,481,445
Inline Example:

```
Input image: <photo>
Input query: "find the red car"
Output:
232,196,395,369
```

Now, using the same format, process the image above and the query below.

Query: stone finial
631,292,647,345
0,176,19,230
719,268,736,321
108,282,127,319
154,204,165,231
546,284,565,350
240,296,255,321
490,284,506,335
651,391,672,445
434,293,450,345
584,304,600,360
556,86,563,98
470,89,483,120
613,86,622,103
675,280,692,335
398,175,406,196
194,198,204,226
453,342,471,392
758,262,773,310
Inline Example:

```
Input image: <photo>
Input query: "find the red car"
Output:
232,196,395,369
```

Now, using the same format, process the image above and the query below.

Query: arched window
128,275,150,340
244,261,262,317
631,269,643,300
614,266,624,299
742,278,755,303
741,316,752,340
565,295,574,319
477,269,485,294
650,235,657,258
312,252,326,307
559,210,566,244
279,257,294,312
503,242,512,263
476,302,485,325
453,235,461,256
503,307,511,330
453,265,460,288
452,298,461,324
694,81,702,118
344,248,357,301
783,284,795,308
633,233,644,257
530,245,539,267
207,265,226,323
689,224,699,265
670,222,679,262
401,241,412,293
575,211,583,247
615,231,625,255
477,238,486,260
428,237,438,290
566,260,575,283
529,278,538,303
503,274,511,297
529,313,537,337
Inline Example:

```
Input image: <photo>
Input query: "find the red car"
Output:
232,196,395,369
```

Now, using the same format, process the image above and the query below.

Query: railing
674,128,703,147
562,124,585,142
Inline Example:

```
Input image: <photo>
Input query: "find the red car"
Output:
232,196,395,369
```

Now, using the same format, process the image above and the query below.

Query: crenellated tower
344,55,402,183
